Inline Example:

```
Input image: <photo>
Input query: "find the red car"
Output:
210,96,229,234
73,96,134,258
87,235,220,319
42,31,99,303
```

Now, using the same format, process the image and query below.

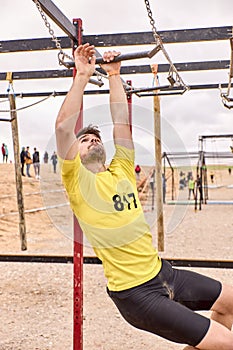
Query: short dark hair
76,124,102,141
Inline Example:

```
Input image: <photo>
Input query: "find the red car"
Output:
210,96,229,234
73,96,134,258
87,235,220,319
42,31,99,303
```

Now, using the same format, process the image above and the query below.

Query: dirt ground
0,163,233,350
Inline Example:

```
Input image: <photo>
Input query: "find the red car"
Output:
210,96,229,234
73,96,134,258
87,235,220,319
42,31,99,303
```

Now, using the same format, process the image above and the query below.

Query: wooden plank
0,26,231,53
9,94,27,251
0,60,230,81
0,83,233,100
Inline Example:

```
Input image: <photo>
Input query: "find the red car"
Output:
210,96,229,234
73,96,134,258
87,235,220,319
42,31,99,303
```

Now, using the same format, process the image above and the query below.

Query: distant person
179,170,185,178
33,147,40,179
43,151,49,164
179,177,185,190
4,144,8,163
135,164,141,180
1,143,6,163
51,151,58,173
210,171,214,183
228,167,231,175
162,173,166,204
20,147,26,176
188,176,195,200
25,146,32,177
196,174,203,202
179,172,187,190
149,168,155,210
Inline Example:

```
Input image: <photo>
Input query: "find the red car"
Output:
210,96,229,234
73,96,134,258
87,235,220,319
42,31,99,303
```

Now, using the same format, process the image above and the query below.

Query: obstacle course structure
0,1,233,349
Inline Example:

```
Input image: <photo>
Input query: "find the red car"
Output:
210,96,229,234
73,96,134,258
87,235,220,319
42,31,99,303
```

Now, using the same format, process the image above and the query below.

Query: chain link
33,0,73,66
144,0,188,89
33,0,107,84
33,0,187,90
144,0,161,45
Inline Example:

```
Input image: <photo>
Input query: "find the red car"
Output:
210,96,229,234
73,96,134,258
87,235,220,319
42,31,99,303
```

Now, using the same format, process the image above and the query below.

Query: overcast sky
0,0,233,165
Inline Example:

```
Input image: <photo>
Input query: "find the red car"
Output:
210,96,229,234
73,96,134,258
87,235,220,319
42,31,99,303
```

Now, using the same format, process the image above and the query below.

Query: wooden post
126,80,132,132
9,93,27,250
151,64,164,252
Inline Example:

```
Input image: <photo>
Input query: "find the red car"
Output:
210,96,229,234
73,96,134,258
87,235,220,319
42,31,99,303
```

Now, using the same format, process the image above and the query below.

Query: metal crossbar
0,254,233,268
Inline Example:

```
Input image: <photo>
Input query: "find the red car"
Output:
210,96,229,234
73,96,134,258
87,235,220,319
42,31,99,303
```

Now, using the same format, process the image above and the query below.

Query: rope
0,92,56,113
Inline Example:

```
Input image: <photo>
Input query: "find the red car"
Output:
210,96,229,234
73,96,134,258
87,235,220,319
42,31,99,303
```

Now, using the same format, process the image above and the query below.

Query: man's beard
81,144,106,165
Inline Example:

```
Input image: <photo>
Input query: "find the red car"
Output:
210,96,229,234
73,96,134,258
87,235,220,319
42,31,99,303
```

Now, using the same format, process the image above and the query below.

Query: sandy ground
0,163,233,350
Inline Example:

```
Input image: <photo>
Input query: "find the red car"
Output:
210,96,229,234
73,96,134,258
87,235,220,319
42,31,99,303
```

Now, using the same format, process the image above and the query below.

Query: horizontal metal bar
65,46,161,68
0,254,73,264
128,82,233,95
32,0,77,41
0,82,233,99
0,60,229,81
95,46,161,63
168,259,233,269
199,134,233,140
137,91,186,97
0,37,70,53
0,254,233,268
86,26,233,46
88,77,104,87
1,26,232,53
126,85,187,94
0,118,11,122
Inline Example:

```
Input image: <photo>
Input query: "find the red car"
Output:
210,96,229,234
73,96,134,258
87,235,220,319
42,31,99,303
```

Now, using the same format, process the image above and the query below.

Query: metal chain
144,0,161,45
144,0,188,89
33,0,106,83
33,0,73,67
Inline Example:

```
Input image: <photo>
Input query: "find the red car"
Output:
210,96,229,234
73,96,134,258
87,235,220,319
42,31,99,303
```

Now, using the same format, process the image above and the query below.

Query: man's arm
55,44,96,160
102,51,134,150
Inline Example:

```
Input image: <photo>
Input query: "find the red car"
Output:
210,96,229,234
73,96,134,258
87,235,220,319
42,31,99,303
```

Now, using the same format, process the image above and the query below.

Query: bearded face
81,142,106,165
77,134,106,166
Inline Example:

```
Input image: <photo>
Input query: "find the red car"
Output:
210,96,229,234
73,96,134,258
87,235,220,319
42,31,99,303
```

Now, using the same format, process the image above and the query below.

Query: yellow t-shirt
60,145,161,291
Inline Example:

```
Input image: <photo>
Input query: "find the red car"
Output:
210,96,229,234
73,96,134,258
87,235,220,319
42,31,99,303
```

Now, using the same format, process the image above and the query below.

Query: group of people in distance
20,147,58,178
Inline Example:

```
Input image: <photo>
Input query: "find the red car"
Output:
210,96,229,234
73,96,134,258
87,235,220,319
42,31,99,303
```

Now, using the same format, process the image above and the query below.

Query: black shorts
107,259,222,347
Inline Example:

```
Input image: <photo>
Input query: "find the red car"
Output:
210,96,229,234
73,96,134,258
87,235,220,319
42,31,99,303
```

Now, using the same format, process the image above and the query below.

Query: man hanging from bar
55,43,233,350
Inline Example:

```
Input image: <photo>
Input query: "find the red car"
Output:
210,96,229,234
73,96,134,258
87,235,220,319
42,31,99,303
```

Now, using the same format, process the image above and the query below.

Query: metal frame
0,2,232,349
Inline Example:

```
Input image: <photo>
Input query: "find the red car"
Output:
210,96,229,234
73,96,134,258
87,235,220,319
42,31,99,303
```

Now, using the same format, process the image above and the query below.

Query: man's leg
26,164,31,177
184,284,233,350
196,319,233,349
210,284,233,330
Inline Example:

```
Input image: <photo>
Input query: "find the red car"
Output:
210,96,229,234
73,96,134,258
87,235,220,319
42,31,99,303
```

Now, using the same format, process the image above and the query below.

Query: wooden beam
151,64,164,252
0,83,233,99
0,26,232,53
0,60,230,81
8,94,27,251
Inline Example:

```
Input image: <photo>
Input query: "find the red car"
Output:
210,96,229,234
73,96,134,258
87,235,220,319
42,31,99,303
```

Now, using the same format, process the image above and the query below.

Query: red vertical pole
73,18,83,350
126,80,132,132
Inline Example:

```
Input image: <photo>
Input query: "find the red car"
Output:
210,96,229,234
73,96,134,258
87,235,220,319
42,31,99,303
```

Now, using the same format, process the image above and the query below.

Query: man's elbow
55,114,73,136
